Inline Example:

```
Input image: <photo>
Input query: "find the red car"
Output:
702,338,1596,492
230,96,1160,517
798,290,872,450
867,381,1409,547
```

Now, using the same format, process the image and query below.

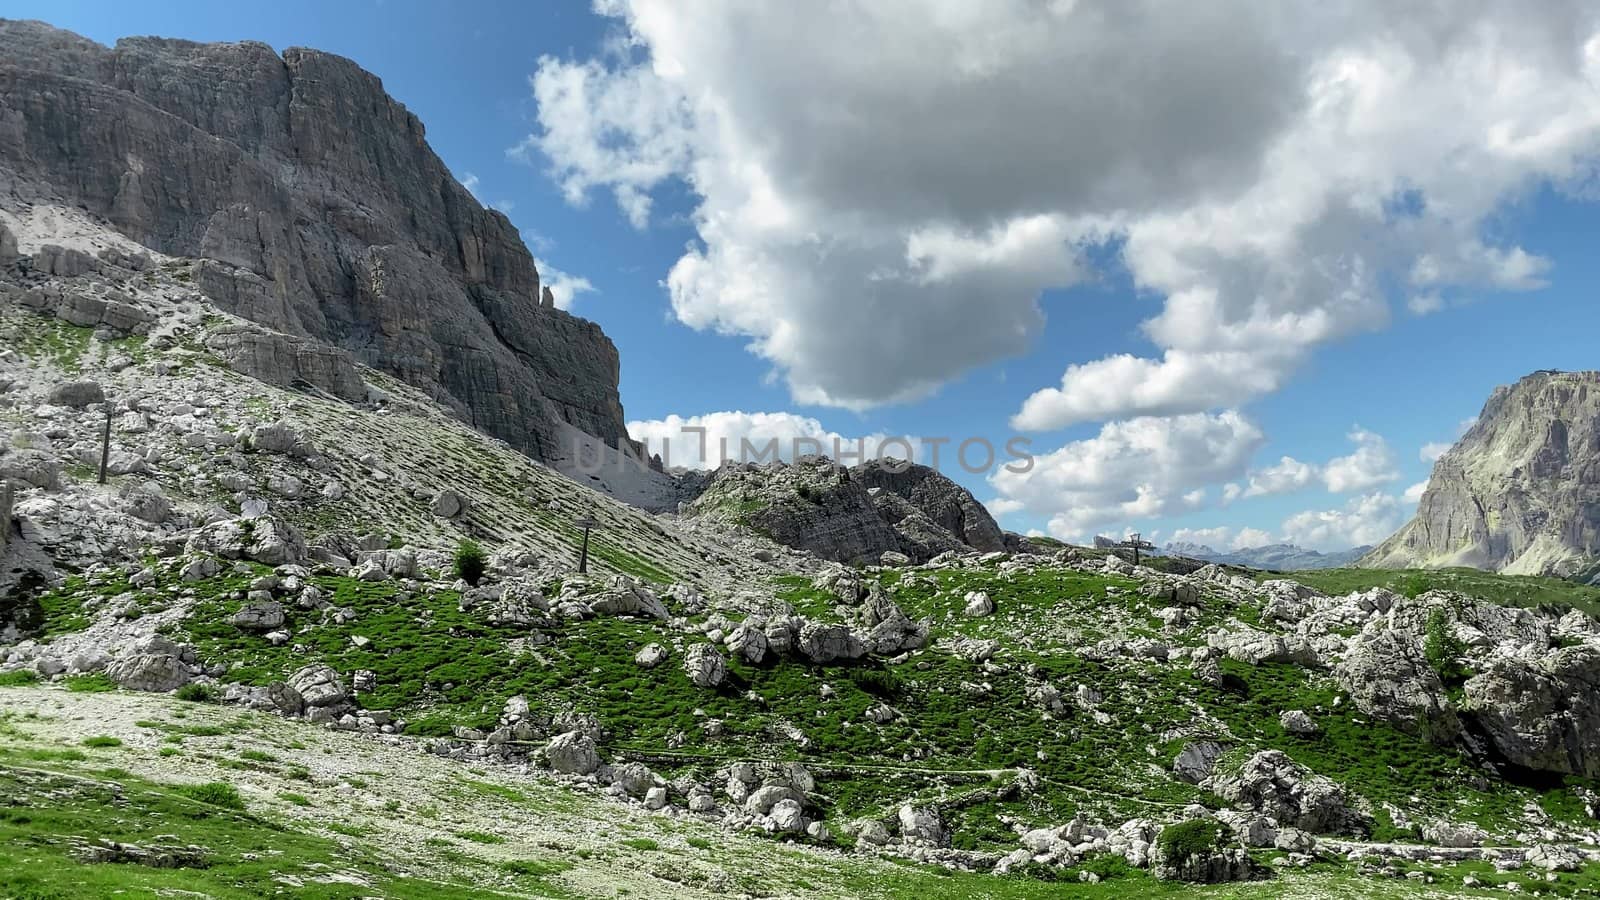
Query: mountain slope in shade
1363,370,1600,577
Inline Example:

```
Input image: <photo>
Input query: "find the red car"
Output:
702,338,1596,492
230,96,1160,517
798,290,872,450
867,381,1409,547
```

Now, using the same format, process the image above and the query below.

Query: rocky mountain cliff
1364,370,1600,577
0,19,628,462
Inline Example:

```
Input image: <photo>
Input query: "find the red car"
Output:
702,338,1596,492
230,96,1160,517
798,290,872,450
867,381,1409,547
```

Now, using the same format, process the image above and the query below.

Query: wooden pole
97,403,112,485
578,522,591,574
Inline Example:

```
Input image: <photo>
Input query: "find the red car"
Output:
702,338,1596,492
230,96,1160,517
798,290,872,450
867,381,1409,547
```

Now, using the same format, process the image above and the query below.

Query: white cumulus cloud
1321,427,1400,493
987,411,1264,539
1243,455,1320,498
1280,492,1406,550
523,2,1600,415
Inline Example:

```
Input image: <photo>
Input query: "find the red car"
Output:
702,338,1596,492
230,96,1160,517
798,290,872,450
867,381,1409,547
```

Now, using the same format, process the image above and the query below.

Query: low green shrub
1157,819,1223,863
175,683,218,703
180,781,245,810
454,539,487,586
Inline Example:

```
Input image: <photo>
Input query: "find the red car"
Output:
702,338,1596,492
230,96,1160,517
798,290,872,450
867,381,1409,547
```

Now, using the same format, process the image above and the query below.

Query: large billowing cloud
986,411,1265,541
525,0,1600,415
1280,492,1407,551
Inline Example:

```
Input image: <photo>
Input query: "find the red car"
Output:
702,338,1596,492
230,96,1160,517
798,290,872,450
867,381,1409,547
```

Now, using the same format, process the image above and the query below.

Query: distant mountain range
1160,541,1372,571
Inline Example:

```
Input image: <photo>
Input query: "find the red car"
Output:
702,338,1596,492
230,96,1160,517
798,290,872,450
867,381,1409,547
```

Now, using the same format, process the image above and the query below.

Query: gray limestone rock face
1335,627,1460,744
684,457,1006,565
0,20,630,463
852,459,1007,552
1463,645,1600,777
1364,370,1600,576
204,327,366,402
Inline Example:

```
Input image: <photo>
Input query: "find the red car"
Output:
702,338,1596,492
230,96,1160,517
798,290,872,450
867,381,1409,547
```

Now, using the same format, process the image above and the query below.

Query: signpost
97,402,113,485
575,513,597,574
1117,532,1156,566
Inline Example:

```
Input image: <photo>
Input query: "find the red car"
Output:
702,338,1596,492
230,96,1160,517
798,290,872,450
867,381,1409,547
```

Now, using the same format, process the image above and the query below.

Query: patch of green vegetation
620,837,660,851
0,670,40,687
455,829,506,844
1157,819,1223,863
175,683,219,703
278,791,311,806
80,736,122,749
454,538,487,586
499,858,573,878
63,673,117,693
1424,607,1471,683
2,312,93,373
0,760,492,898
1264,567,1600,617
180,781,246,810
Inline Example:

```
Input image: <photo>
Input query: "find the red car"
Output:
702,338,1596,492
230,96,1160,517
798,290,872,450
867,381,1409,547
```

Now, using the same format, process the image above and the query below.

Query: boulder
1173,740,1226,785
47,380,104,408
1462,645,1600,777
431,490,467,519
769,798,806,833
612,762,655,797
249,422,304,455
1205,750,1357,834
683,643,727,689
797,621,867,664
288,664,347,709
1279,709,1319,735
546,731,601,775
231,601,285,632
587,577,668,620
962,590,994,617
634,643,669,669
897,805,946,846
0,450,61,490
724,623,768,664
106,635,190,692
1336,627,1460,743
120,482,172,524
745,784,802,816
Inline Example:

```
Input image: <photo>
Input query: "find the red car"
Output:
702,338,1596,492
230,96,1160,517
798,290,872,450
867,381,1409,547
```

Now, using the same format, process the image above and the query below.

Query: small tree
1424,607,1468,682
454,538,487,586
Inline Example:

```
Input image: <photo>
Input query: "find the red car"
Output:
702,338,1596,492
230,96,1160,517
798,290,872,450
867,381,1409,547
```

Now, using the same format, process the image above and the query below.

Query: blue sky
15,1,1600,550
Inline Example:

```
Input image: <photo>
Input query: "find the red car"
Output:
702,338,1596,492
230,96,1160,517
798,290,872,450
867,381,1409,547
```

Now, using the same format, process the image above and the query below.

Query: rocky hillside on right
1364,371,1600,580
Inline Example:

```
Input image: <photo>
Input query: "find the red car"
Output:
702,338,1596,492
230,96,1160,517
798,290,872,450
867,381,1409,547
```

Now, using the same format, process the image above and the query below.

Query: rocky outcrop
204,326,366,402
0,19,630,462
1204,750,1359,835
1364,371,1600,577
852,459,1006,552
685,457,1005,565
1463,645,1600,777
